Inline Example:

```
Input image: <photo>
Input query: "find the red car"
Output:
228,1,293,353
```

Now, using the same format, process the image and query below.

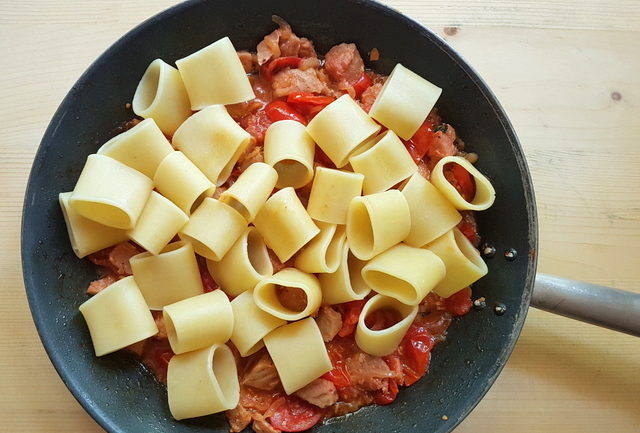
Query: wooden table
1,1,638,432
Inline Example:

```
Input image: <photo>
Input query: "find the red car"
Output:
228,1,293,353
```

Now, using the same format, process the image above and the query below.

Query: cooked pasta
306,167,364,225
130,241,203,310
69,154,153,230
78,276,158,356
219,162,278,222
264,120,315,189
430,156,496,211
368,63,442,140
318,241,371,304
175,36,255,109
294,222,346,274
132,59,192,136
253,268,322,321
230,290,286,357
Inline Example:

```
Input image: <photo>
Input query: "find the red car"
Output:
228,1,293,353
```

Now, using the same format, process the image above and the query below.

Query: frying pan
20,0,640,432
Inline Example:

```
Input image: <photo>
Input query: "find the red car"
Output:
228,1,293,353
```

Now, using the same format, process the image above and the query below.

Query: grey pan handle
531,273,640,337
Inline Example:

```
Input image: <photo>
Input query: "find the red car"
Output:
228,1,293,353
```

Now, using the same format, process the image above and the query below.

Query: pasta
361,243,446,305
264,120,315,189
69,154,153,230
59,192,128,258
318,241,371,304
207,227,273,297
178,198,246,261
306,94,381,167
230,290,286,357
263,318,332,394
348,130,417,195
167,344,239,420
172,104,254,186
400,172,462,247
97,118,174,178
294,221,346,274
218,162,278,222
175,36,255,109
306,167,364,225
355,294,419,356
78,276,158,356
346,189,411,260
424,228,488,298
163,290,233,355
127,191,189,255
253,268,322,321
430,156,496,211
368,63,442,140
132,59,192,136
153,151,216,215
253,187,320,262
129,241,203,310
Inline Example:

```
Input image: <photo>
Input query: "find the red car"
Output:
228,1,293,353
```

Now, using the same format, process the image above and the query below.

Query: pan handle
531,273,640,337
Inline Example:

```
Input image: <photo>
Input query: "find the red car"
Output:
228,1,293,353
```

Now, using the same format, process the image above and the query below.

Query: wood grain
1,1,638,432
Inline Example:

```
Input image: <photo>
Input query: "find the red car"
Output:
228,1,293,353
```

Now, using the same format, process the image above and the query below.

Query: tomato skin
264,100,308,125
337,299,367,337
404,121,435,162
450,162,476,202
373,378,399,405
261,56,302,81
401,324,435,385
268,396,324,432
287,92,335,107
352,72,373,98
444,287,473,316
322,347,351,388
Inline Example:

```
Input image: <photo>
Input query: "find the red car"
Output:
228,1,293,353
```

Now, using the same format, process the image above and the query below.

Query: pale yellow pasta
130,241,203,310
424,228,488,298
253,268,322,321
306,167,364,225
295,222,346,274
361,243,445,305
400,172,462,247
253,187,320,262
167,344,239,420
207,227,273,297
172,105,254,185
153,151,216,215
163,290,233,355
369,63,442,140
346,189,411,260
97,118,174,179
69,154,153,230
306,94,381,167
179,198,246,261
132,59,192,136
349,130,417,194
230,290,286,357
264,318,332,394
59,192,128,258
355,294,418,356
264,120,315,189
318,241,371,305
430,156,496,211
78,276,157,356
219,162,277,222
176,36,255,109
127,191,188,255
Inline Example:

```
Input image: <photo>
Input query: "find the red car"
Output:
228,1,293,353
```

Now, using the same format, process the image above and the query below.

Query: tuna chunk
227,405,253,432
315,306,342,342
360,82,383,113
86,274,117,295
346,352,393,392
271,68,331,98
252,417,280,433
295,378,338,408
237,50,255,73
257,17,317,65
323,43,365,84
242,353,280,391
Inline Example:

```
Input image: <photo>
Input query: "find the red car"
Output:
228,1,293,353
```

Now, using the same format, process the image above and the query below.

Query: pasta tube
167,344,239,420
219,162,277,222
264,318,332,394
78,276,158,356
355,294,418,356
318,241,371,305
264,120,315,189
163,290,233,355
132,59,192,136
230,290,286,357
306,167,364,225
346,189,410,260
294,222,346,274
253,268,322,321
361,243,445,305
430,156,496,211
69,154,153,230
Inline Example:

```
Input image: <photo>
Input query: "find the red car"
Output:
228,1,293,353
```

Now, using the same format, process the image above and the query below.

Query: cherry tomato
450,162,476,202
373,378,399,405
401,324,435,385
404,121,435,162
352,72,373,98
287,92,335,106
322,349,351,388
337,299,367,337
261,56,302,81
264,100,308,125
268,396,324,432
444,287,473,316
457,211,480,246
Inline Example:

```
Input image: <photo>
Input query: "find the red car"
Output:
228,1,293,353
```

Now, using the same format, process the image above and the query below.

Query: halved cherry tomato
450,162,476,202
401,324,435,385
373,378,399,405
268,396,324,432
322,348,351,388
287,92,335,118
444,287,473,316
337,299,367,337
261,56,302,81
352,72,373,98
404,121,435,162
264,100,308,125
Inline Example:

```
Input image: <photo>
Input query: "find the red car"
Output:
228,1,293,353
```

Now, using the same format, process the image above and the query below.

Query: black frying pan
24,0,625,432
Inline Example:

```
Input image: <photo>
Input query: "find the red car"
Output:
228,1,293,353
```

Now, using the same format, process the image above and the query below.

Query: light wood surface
1,1,638,432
